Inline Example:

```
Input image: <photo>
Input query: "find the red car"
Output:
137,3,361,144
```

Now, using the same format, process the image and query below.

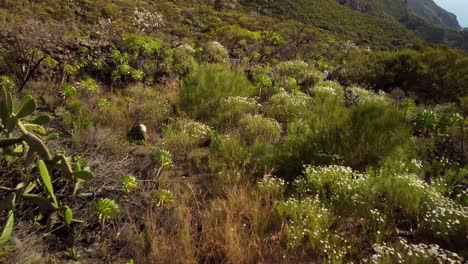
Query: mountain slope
333,0,467,51
407,0,461,30
241,0,420,45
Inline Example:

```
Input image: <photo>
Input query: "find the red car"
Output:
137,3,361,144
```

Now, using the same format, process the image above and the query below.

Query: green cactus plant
0,81,95,246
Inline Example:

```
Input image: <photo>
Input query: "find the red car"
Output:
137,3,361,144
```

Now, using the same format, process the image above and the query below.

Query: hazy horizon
434,0,468,27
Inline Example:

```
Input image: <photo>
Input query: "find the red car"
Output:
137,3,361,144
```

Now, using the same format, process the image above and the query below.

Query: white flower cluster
370,238,463,264
176,44,196,55
314,85,337,96
207,41,225,50
278,196,331,248
223,96,261,110
257,176,286,198
369,209,386,224
410,159,423,169
276,60,309,74
396,174,467,238
339,40,359,53
180,119,211,138
203,41,229,63
304,165,359,186
95,18,121,40
133,8,165,33
166,118,212,144
349,86,389,104
268,92,313,122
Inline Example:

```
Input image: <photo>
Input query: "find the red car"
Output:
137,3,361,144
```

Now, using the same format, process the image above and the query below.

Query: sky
433,0,468,27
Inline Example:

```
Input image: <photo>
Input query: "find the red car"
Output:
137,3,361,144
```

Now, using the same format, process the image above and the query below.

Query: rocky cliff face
407,0,461,30
336,0,372,13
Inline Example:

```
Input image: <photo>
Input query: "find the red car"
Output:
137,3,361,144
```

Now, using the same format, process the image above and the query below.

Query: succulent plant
154,149,173,168
91,198,120,220
91,198,120,241
152,189,175,208
120,175,138,193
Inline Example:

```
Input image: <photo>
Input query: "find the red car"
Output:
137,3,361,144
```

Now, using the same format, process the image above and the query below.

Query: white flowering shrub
133,8,165,34
200,41,229,64
265,92,314,124
216,96,261,129
238,114,282,144
348,85,389,104
397,174,467,241
311,81,344,97
93,18,124,42
277,197,349,262
257,176,286,201
370,238,463,264
295,163,468,249
297,165,364,207
162,118,212,155
274,60,324,91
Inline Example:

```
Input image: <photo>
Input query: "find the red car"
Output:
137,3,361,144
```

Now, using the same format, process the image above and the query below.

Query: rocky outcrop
336,0,372,13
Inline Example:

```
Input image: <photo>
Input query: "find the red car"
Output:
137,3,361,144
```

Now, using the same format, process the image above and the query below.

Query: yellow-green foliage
274,60,324,91
162,118,212,155
238,114,282,144
180,64,256,120
265,92,314,124
216,96,261,130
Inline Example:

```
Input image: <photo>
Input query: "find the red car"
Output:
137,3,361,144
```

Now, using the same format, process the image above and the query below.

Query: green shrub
343,102,411,169
120,33,164,57
238,114,282,144
209,133,251,173
265,92,314,124
277,197,334,253
125,85,172,131
172,44,198,76
341,48,468,103
216,96,261,130
274,60,324,92
180,64,256,120
162,118,212,156
199,41,229,64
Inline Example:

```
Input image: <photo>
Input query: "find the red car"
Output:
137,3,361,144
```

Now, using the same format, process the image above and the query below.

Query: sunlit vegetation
0,0,467,263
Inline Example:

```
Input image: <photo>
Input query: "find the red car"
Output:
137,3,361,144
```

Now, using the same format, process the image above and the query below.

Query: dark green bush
343,102,411,169
340,47,468,103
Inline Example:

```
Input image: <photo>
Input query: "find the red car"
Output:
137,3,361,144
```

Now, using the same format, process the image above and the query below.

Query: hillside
407,0,461,30
332,0,468,51
0,0,467,263
242,0,420,45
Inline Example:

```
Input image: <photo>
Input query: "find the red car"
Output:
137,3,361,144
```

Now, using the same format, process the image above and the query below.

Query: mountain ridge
407,0,461,30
